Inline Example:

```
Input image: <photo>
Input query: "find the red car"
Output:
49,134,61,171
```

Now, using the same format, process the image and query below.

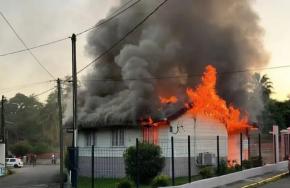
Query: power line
0,0,142,57
0,37,69,57
77,0,169,75
76,0,141,36
33,87,56,98
82,64,290,82
0,80,55,94
0,11,56,79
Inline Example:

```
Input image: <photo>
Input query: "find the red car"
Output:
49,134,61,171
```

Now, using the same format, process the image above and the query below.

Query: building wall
78,127,142,149
158,113,228,158
0,144,5,176
77,114,228,178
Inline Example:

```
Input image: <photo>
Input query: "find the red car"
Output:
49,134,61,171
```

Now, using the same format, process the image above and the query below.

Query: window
10,159,16,162
86,132,96,146
112,129,125,147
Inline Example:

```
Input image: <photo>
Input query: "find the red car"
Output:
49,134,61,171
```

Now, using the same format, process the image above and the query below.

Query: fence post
258,133,262,166
171,136,175,186
188,135,191,183
240,133,243,169
91,145,94,188
248,132,251,159
284,134,288,160
288,134,290,158
274,135,277,163
217,135,220,174
136,138,139,188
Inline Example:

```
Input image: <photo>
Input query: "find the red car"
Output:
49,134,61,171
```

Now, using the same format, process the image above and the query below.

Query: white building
77,109,233,178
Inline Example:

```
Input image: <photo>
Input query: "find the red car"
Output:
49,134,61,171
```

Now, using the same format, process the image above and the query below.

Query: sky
0,0,289,102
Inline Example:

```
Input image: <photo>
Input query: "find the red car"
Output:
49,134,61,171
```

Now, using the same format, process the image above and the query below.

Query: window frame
111,128,125,147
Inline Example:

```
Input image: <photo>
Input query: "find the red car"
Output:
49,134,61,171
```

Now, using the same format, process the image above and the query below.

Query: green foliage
123,142,165,184
1,91,72,155
116,179,134,188
151,175,170,188
242,159,252,169
10,141,32,156
199,166,214,179
251,156,263,167
216,159,227,175
242,157,263,169
31,143,53,154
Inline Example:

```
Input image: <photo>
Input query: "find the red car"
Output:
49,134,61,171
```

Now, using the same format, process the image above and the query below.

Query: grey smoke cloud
68,0,268,125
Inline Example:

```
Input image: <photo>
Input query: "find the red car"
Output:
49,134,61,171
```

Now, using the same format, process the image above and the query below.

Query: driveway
0,165,60,188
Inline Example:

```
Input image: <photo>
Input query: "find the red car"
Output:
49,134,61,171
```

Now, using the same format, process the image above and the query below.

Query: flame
159,96,178,104
186,65,250,135
141,116,158,144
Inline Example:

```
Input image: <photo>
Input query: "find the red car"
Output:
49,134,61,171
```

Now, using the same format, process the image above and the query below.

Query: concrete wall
79,156,126,178
0,144,5,176
165,161,289,188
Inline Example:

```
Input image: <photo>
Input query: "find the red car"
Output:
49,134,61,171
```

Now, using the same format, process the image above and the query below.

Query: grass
78,175,202,188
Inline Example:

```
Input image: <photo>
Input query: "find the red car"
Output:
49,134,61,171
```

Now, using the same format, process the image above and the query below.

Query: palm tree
253,73,273,101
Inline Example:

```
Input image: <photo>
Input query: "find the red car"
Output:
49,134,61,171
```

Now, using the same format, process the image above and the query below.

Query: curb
241,171,289,188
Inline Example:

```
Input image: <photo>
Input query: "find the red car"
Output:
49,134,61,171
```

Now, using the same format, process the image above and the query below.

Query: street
261,175,290,188
0,165,60,188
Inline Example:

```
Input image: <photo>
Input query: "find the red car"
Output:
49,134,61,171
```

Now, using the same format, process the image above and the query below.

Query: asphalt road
0,165,60,188
261,175,290,188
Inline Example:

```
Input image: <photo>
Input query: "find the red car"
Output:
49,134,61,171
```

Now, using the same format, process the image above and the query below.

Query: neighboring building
77,108,232,178
0,144,5,176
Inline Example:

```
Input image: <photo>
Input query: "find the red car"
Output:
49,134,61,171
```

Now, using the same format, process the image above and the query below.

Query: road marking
241,172,289,188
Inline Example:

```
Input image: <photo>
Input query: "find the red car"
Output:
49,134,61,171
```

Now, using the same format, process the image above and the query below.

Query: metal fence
73,133,288,188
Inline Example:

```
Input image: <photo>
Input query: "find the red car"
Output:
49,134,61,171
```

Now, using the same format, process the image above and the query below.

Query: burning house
64,0,268,178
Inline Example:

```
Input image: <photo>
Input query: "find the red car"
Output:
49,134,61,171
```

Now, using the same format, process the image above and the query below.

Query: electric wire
0,0,142,57
0,11,56,79
76,0,141,36
76,0,169,75
82,64,290,82
33,87,56,98
0,80,55,94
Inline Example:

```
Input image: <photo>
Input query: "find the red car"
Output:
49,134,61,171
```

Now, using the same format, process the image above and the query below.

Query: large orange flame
186,65,249,135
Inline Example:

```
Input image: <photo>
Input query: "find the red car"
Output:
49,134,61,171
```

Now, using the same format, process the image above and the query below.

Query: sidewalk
217,169,289,188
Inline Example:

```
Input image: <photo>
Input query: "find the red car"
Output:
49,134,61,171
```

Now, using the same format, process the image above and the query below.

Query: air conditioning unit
197,152,216,166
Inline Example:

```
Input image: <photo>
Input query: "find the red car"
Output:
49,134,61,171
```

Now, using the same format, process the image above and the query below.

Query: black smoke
66,0,268,125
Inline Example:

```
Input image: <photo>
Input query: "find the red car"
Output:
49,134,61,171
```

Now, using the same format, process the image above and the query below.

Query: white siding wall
78,128,142,157
158,112,228,158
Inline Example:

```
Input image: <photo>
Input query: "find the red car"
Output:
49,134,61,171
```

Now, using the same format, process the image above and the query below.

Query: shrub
123,142,165,184
251,156,263,167
199,166,214,179
10,141,32,156
116,179,134,188
151,175,170,188
242,160,252,169
216,159,227,175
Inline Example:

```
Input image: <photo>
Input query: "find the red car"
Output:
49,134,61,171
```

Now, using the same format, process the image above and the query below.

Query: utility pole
1,96,6,144
71,33,78,188
72,33,77,147
57,79,64,188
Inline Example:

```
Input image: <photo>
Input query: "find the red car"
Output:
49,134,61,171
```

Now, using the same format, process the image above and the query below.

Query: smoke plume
66,0,268,126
